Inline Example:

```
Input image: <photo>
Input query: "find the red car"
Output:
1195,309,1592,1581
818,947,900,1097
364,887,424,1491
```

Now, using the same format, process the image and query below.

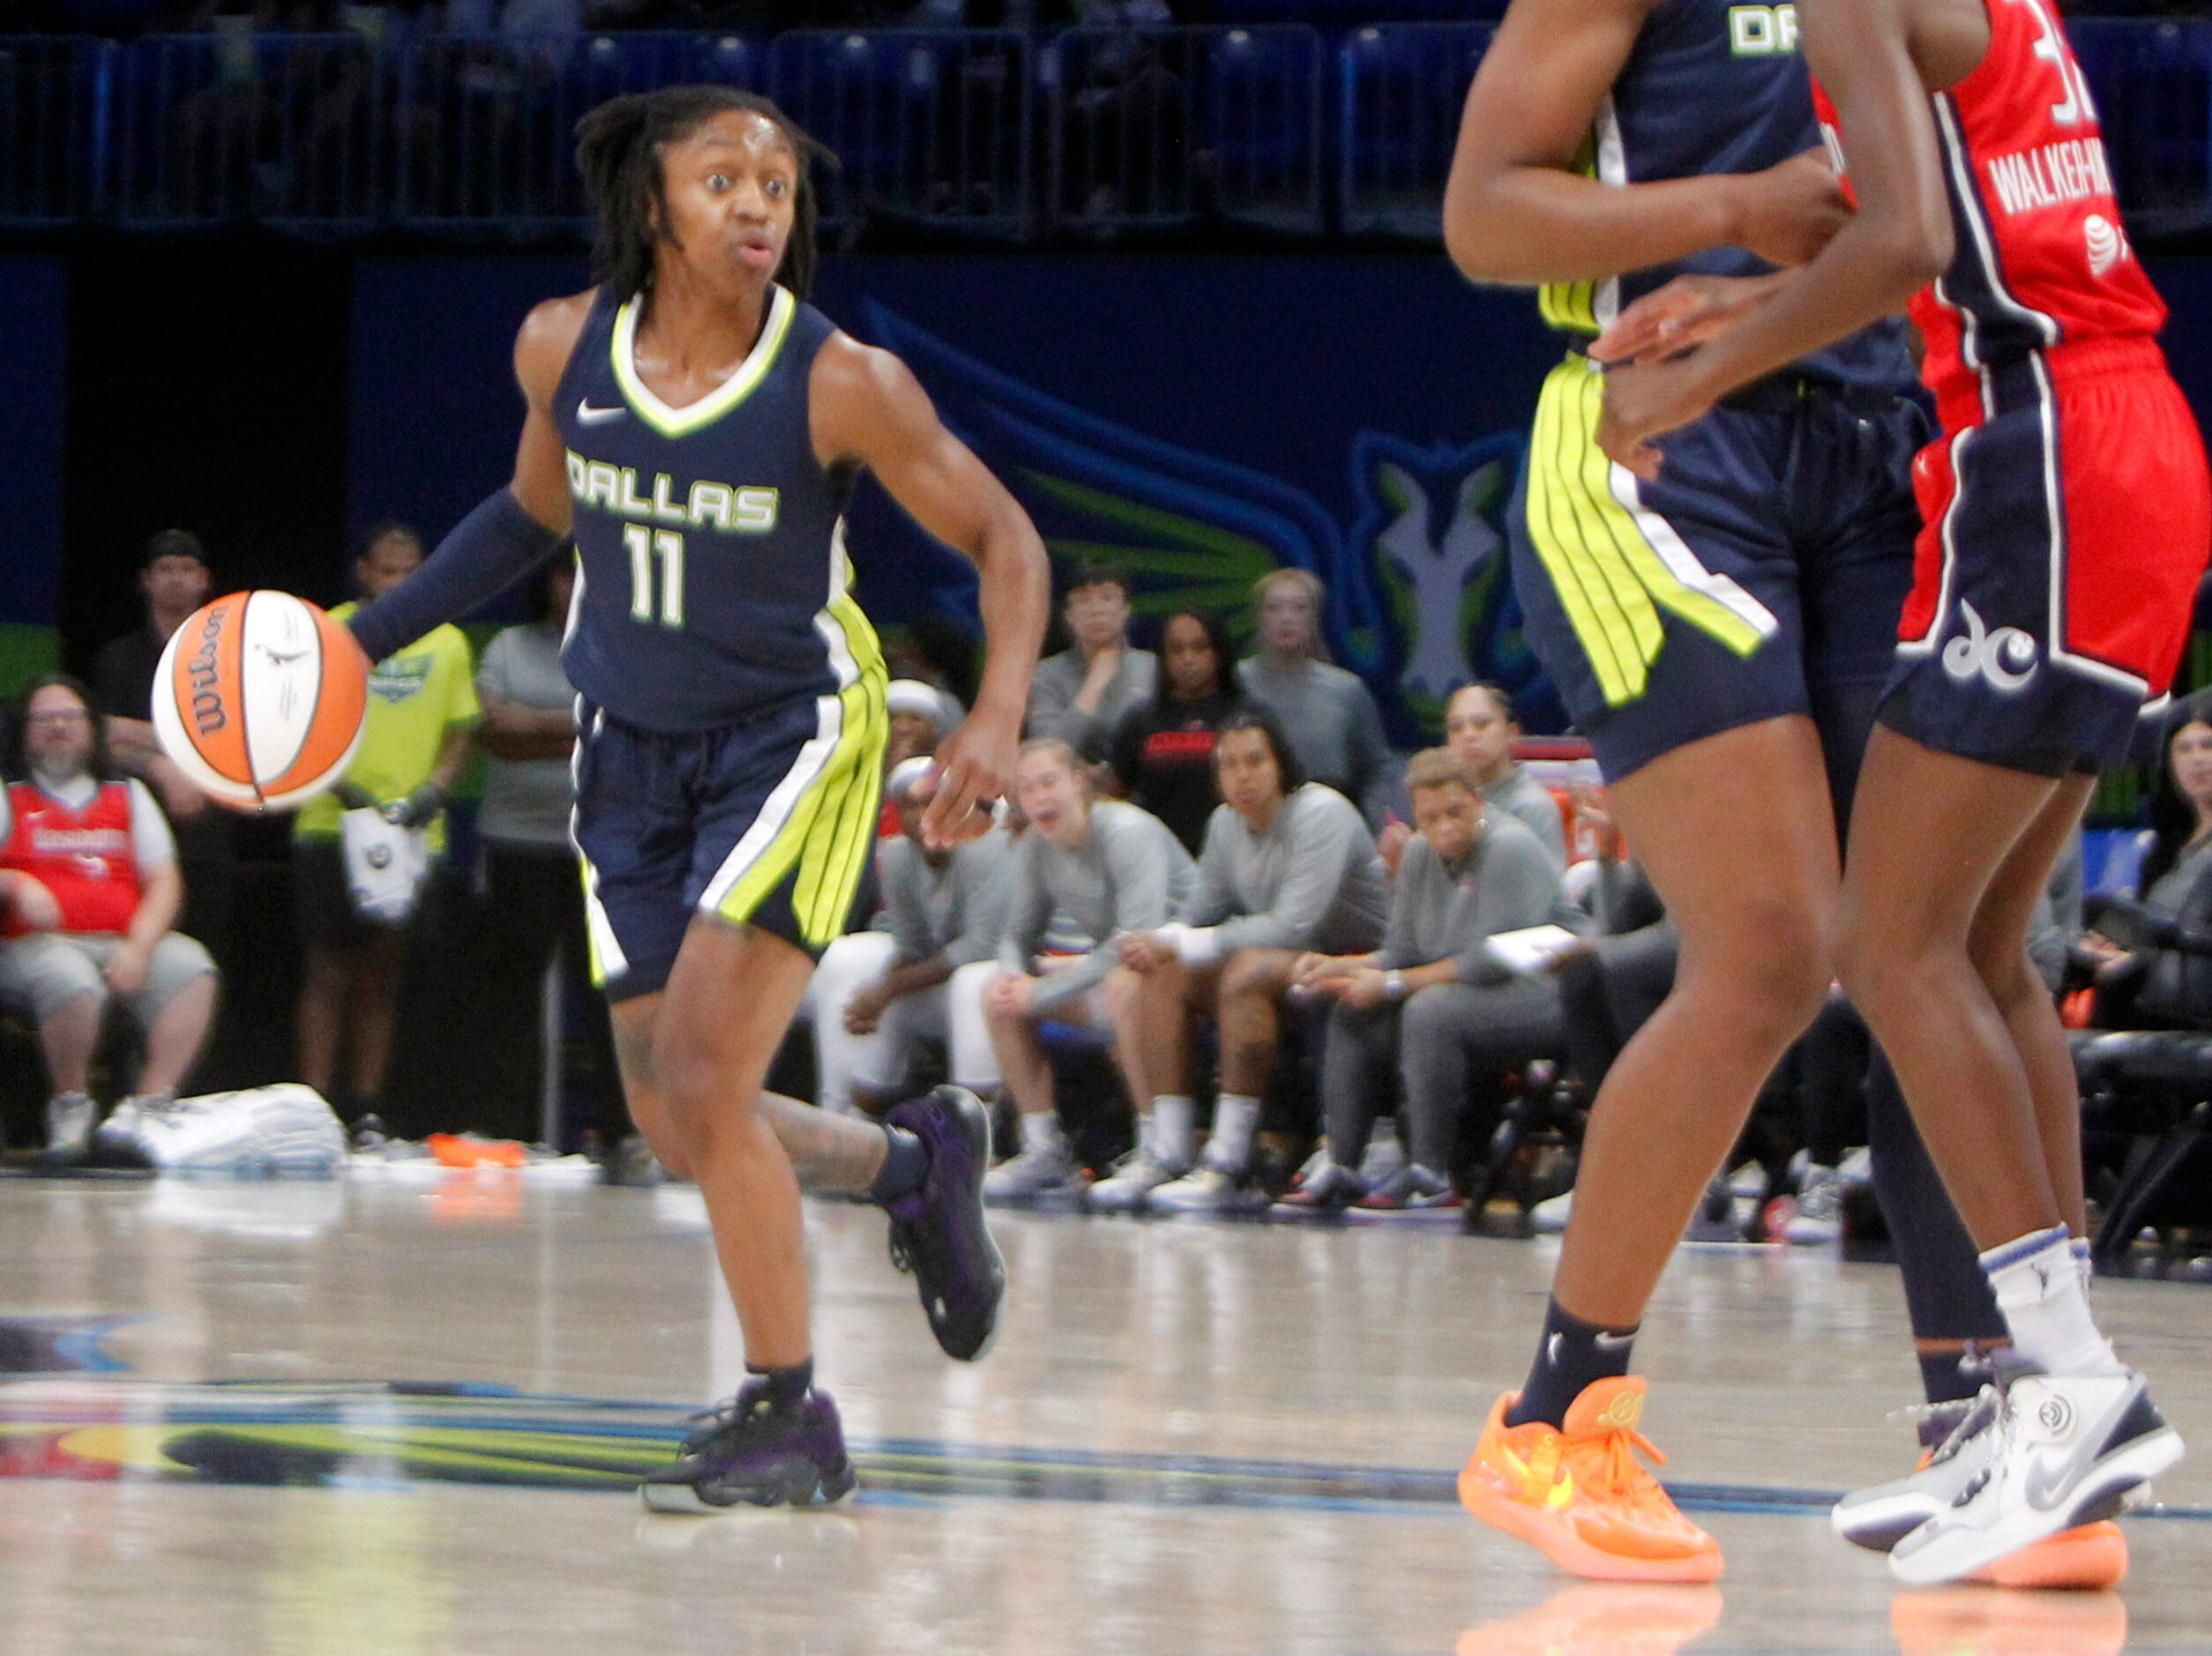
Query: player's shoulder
809,327,915,406
515,287,605,397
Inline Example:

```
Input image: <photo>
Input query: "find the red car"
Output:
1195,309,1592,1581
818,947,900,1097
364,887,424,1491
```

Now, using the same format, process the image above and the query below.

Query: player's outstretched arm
1595,0,1953,475
811,334,1050,848
346,295,587,663
1442,0,1847,287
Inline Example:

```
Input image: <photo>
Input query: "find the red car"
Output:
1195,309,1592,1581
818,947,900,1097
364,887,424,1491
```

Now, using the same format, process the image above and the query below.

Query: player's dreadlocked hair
575,87,833,303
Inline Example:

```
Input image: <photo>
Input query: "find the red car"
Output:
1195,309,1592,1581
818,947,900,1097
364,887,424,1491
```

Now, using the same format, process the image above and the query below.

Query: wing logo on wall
862,306,1565,742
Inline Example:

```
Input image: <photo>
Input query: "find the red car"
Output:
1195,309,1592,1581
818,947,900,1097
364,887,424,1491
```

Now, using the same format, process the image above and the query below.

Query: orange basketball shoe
1459,1376,1723,1583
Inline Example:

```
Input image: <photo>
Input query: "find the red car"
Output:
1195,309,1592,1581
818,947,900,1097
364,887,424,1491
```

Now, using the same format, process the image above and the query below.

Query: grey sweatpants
0,932,215,1027
1321,976,1567,1174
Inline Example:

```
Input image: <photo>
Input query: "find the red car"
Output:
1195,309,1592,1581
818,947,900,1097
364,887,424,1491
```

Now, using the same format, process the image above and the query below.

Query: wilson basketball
151,591,369,812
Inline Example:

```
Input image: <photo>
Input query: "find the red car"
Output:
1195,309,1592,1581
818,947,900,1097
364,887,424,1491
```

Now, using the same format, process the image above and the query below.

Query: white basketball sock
1983,1227,2122,1376
1149,1096,1196,1169
1020,1110,1067,1158
1208,1093,1261,1171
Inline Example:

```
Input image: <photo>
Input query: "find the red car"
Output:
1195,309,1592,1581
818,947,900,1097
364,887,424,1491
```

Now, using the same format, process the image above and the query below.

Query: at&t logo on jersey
2085,213,2129,278
1729,4,1798,55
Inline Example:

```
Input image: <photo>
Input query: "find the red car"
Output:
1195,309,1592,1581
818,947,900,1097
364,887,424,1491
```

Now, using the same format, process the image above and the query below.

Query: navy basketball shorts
1879,338,2212,777
1509,353,1927,787
570,678,887,1003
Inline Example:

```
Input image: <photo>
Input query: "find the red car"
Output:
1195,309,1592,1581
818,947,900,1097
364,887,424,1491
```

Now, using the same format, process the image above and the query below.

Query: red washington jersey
1812,0,2166,428
0,780,143,936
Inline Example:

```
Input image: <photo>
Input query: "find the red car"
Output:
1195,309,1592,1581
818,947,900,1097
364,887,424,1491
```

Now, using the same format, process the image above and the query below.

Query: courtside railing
0,20,2203,236
0,35,107,224
768,30,1032,236
1338,23,1491,240
1043,26,1323,235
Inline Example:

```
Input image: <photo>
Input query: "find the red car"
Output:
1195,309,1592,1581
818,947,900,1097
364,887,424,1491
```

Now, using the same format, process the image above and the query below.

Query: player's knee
1709,903,1832,1039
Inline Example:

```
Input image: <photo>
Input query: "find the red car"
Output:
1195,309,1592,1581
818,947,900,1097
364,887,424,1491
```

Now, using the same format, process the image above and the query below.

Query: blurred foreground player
1439,0,1950,1585
344,86,1049,1511
1595,0,2208,1584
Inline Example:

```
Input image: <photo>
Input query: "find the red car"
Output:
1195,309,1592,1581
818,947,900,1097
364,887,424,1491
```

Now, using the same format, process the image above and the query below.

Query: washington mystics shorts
571,679,886,1003
1510,353,1928,791
1879,338,2212,776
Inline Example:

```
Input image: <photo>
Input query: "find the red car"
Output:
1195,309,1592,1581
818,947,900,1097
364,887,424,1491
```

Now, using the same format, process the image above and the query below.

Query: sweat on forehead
677,110,796,155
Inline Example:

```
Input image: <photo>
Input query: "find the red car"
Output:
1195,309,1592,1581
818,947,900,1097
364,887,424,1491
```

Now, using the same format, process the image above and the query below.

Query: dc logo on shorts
1942,600,2039,693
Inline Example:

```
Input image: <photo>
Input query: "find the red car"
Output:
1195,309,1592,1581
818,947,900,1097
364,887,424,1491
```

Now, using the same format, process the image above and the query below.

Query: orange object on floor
1966,1521,2128,1592
1459,1376,1723,1584
1891,1584,2126,1656
426,1134,528,1169
1457,1583,1725,1656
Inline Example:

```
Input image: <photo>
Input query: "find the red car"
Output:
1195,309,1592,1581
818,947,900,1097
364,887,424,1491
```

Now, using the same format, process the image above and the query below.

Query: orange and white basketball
151,591,369,812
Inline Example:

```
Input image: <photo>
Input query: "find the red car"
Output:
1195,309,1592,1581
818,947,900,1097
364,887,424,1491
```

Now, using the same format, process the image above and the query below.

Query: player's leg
1837,735,2178,1583
1150,946,1295,1211
979,966,1081,1201
1092,959,1214,1210
295,942,349,1103
1460,716,1835,1585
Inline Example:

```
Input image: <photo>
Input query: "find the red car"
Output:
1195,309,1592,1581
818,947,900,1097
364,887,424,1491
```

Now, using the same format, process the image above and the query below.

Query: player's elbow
1874,212,1953,299
1443,182,1513,285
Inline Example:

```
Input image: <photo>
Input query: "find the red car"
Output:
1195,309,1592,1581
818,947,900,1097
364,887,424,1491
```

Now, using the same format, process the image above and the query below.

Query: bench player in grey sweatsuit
971,739,1196,1201
1108,708,1388,1212
1290,748,1587,1209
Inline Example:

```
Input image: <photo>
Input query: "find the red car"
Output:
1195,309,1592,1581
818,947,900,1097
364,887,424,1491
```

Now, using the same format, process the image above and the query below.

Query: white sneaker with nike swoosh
1888,1359,2181,1585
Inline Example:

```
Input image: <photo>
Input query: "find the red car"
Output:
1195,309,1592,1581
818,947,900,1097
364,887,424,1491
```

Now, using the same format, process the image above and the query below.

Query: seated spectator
971,740,1195,1201
294,522,479,1125
1109,709,1388,1212
1024,563,1156,758
1382,683,1566,874
2084,697,2212,1026
0,676,218,1165
1105,609,1244,855
812,757,1012,1116
1289,749,1588,1210
1235,569,1396,825
887,678,958,772
92,530,238,970
878,677,960,840
473,556,619,1145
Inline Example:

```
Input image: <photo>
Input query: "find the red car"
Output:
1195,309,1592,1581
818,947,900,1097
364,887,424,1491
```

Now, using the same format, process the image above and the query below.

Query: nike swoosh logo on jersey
576,399,627,426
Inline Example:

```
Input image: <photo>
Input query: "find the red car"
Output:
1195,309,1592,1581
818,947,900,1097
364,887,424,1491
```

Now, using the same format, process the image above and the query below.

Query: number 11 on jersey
624,525,686,629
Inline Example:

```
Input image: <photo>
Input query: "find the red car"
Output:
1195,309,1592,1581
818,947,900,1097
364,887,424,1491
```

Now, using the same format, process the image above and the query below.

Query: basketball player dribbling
1437,0,2113,1590
343,86,1050,1511
1595,0,2206,1584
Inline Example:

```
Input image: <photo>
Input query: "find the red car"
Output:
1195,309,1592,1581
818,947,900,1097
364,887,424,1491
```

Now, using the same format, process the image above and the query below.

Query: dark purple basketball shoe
883,1085,1006,1362
639,1381,856,1513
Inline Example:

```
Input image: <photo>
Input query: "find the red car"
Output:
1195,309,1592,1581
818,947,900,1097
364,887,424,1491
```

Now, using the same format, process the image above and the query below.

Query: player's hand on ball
1589,272,1789,368
919,703,1017,849
1597,359,1715,481
1734,150,1850,268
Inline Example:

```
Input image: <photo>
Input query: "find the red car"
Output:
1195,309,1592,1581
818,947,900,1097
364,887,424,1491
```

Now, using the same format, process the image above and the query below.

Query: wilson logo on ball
153,591,369,813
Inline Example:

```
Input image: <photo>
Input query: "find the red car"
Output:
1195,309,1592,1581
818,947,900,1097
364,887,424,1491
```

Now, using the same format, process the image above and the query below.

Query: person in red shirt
1592,0,2205,1586
0,676,218,1166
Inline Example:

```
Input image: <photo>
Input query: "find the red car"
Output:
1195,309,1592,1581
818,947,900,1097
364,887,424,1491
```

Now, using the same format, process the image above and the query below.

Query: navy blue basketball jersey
552,283,884,733
1536,0,1912,391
